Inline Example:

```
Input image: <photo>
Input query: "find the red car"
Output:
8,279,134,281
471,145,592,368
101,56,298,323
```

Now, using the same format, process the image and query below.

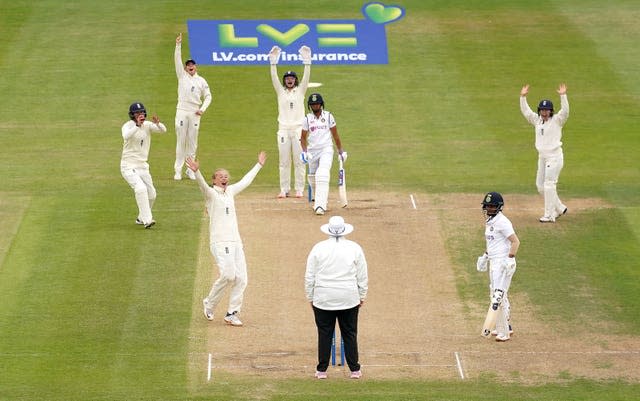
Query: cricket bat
481,304,499,338
338,157,348,208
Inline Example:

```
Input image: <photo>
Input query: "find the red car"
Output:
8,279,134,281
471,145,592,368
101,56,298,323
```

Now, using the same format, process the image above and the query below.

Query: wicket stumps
331,330,345,366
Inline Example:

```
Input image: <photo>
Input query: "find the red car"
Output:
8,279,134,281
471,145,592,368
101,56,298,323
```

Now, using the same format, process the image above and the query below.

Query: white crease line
410,194,417,209
207,353,212,382
454,351,465,380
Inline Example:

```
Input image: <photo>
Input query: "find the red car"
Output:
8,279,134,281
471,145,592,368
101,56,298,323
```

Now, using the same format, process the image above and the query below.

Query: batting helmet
537,99,554,116
282,70,299,86
482,192,504,216
307,93,324,109
128,102,147,120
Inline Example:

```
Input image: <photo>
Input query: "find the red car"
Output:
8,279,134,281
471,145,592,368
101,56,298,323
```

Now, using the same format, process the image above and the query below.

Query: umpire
305,216,368,379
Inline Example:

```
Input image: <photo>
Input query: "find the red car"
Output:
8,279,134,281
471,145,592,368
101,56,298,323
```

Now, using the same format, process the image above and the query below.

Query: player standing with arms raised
520,83,569,222
268,45,311,198
300,93,347,215
477,192,520,342
120,102,167,228
185,151,267,327
173,33,212,181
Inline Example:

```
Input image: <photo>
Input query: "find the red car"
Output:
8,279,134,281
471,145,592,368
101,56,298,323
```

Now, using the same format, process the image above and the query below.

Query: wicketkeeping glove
476,253,488,272
299,45,312,65
300,151,311,164
339,151,348,163
269,45,281,65
503,257,517,273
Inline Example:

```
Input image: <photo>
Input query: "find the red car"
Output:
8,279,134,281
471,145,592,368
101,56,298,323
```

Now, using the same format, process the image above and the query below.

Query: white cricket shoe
202,299,214,321
174,172,182,180
539,216,555,223
277,191,287,199
295,191,304,198
350,370,362,379
495,333,510,342
314,371,327,379
144,220,156,229
135,218,144,225
186,169,196,180
315,207,325,215
224,312,243,326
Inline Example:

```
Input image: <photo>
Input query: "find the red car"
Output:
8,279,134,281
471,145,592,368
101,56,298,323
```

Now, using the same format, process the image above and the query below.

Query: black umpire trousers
312,304,360,372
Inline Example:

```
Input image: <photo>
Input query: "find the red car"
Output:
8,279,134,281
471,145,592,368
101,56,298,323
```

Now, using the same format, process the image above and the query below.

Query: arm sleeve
304,251,317,301
148,122,167,133
200,80,212,112
519,96,538,125
355,248,368,300
228,163,262,196
298,63,311,92
175,44,184,78
121,121,137,140
555,94,569,126
194,170,211,196
270,64,281,91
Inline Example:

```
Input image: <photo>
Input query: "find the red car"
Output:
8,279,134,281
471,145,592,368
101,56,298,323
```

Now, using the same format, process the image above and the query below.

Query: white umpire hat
320,216,354,237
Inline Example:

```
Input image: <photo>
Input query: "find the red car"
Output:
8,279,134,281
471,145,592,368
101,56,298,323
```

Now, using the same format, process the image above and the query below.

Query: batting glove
269,45,281,65
300,151,311,164
503,257,517,272
339,151,348,163
299,45,312,65
476,253,488,272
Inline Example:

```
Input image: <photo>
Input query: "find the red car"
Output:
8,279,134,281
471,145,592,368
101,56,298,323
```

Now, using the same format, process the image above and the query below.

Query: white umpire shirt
194,163,262,244
175,44,212,113
520,94,569,158
270,64,310,129
305,237,368,310
302,110,336,154
120,120,167,169
485,212,515,259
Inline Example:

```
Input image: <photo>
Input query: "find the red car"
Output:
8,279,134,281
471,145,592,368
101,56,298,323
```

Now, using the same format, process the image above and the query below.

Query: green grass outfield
1,0,639,399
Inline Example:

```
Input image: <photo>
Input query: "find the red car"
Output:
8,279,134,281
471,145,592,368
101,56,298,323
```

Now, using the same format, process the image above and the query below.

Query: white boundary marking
207,353,212,382
454,352,465,379
409,194,417,209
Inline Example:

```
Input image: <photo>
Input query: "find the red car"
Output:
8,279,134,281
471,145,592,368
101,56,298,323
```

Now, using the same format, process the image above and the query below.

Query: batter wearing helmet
520,83,569,222
268,45,311,198
477,192,520,342
120,102,167,228
173,33,212,181
300,93,346,215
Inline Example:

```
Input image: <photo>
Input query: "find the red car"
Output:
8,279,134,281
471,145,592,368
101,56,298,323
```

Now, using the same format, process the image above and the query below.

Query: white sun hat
320,216,354,237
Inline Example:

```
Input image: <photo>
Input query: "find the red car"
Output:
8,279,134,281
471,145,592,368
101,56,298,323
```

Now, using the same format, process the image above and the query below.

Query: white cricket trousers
308,148,334,211
489,258,516,337
174,109,202,174
536,153,566,219
205,242,248,315
277,126,305,194
120,166,156,225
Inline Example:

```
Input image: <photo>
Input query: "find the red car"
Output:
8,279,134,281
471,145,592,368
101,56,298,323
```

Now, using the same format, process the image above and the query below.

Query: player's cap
185,59,197,66
320,216,354,237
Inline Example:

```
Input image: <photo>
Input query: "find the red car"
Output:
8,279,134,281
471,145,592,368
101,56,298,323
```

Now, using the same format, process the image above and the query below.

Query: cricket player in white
269,45,311,198
520,83,569,222
300,93,346,215
185,151,267,327
477,192,520,342
174,33,212,181
305,216,368,379
120,102,167,229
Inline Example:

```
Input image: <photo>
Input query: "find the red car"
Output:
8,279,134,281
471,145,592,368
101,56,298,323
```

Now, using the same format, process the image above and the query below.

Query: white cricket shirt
485,212,515,259
302,110,336,153
305,237,368,310
175,44,212,113
270,64,310,129
120,120,167,169
194,163,262,244
520,94,569,158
